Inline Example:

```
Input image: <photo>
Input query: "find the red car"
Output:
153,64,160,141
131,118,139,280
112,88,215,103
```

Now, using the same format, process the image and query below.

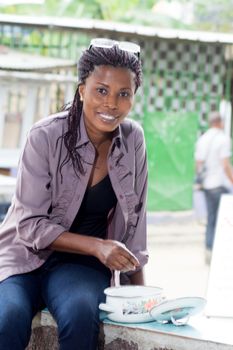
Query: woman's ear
78,84,85,102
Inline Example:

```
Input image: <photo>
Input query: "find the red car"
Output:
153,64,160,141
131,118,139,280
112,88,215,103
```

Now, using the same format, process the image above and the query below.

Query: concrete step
28,311,233,350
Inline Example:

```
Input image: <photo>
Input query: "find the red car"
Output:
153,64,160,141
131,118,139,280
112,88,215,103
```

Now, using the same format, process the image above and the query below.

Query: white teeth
99,113,116,121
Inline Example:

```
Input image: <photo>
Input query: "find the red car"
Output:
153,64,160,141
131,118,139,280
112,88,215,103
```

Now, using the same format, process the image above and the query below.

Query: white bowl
99,285,164,323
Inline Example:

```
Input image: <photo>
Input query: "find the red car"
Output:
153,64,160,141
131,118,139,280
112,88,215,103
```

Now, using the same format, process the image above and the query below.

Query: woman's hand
95,239,140,272
49,232,139,272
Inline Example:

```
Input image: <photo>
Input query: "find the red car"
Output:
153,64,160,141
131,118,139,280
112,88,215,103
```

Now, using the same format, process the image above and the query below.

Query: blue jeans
204,186,228,250
0,253,111,350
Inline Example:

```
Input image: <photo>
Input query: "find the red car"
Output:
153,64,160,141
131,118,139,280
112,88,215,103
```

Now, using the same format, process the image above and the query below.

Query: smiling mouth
98,113,118,123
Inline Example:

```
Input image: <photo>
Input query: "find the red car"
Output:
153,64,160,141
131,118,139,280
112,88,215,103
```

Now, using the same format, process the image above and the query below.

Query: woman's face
79,65,136,137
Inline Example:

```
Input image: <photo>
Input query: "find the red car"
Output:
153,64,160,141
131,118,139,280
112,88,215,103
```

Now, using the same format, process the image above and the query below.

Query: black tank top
70,174,117,238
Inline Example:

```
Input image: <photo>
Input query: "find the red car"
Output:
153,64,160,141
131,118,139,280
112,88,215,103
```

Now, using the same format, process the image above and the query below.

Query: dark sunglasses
89,38,140,58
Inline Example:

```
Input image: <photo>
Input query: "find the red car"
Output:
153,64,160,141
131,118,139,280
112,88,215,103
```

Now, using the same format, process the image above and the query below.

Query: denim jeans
0,252,111,350
204,186,228,250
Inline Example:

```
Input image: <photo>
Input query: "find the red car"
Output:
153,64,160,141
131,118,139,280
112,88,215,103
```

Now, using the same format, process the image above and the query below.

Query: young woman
0,38,148,350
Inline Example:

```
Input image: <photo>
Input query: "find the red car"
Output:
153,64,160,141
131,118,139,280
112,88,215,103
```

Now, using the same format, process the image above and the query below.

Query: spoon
114,270,120,287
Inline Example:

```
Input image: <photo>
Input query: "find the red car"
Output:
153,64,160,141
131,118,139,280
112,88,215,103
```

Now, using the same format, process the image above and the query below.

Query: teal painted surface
103,316,233,346
143,111,199,211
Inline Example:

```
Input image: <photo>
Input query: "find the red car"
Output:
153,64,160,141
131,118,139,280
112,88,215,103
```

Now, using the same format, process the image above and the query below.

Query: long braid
59,44,142,179
59,89,84,179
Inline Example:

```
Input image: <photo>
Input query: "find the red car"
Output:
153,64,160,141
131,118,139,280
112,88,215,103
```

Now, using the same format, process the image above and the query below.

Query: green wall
143,111,199,211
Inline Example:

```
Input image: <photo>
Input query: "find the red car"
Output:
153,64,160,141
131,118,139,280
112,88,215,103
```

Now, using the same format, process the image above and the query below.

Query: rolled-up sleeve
15,126,66,251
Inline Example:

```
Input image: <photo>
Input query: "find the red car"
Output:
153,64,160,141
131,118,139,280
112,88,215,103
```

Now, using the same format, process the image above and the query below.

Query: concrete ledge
27,311,104,350
102,318,233,350
27,326,58,350
26,312,233,350
27,312,58,350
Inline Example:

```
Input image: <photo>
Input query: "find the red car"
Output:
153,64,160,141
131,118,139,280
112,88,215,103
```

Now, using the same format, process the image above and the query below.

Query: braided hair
60,44,142,178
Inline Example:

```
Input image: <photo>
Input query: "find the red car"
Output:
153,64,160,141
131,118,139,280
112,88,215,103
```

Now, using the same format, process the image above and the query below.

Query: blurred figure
195,111,233,262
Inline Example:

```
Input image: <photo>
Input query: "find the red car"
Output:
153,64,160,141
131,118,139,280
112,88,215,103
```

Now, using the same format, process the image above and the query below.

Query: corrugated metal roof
0,46,76,71
0,14,233,44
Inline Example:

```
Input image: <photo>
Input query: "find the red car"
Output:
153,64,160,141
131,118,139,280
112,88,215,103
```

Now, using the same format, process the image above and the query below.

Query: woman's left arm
125,123,149,285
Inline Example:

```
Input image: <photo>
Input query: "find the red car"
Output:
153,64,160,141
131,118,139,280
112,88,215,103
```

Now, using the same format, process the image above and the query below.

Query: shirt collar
75,112,91,148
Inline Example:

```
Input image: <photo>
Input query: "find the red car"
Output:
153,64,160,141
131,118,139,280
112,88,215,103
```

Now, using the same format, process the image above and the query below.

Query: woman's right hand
49,232,139,272
95,239,140,272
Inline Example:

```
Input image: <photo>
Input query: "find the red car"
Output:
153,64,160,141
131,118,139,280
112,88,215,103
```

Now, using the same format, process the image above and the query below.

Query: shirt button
109,165,113,171
119,194,123,199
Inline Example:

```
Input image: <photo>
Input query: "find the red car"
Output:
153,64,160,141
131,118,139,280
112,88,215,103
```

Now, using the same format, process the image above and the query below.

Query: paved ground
145,211,210,299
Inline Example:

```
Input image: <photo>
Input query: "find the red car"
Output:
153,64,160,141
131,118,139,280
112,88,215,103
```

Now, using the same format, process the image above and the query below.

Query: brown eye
119,91,131,98
97,87,107,95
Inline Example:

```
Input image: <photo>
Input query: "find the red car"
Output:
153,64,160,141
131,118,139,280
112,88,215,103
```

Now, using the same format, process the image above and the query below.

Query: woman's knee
58,292,100,326
54,295,100,349
0,301,32,330
0,302,33,349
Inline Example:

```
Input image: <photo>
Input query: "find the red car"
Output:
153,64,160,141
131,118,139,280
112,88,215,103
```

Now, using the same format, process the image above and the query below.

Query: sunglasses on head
89,38,140,58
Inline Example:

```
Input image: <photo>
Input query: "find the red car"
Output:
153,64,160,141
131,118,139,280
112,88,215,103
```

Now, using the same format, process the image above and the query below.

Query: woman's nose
104,94,117,109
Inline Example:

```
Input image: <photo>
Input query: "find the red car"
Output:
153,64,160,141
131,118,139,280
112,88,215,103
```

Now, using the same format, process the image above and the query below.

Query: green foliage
161,0,233,31
1,0,233,32
193,0,233,32
95,0,140,20
121,8,191,29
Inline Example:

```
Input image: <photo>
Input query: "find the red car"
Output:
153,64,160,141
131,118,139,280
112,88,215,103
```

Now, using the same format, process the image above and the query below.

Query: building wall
0,21,230,210
130,39,227,210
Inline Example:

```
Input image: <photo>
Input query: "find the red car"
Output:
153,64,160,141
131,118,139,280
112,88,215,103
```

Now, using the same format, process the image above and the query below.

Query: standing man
195,111,233,262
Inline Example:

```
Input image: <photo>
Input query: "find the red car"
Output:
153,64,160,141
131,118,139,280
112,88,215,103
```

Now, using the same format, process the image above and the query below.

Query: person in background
195,111,233,262
0,38,148,350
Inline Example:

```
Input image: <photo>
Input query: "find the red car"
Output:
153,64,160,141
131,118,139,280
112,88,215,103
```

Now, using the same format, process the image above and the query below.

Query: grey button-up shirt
0,112,148,282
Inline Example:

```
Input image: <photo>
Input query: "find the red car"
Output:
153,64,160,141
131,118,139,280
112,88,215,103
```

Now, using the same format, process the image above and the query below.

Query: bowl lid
150,296,206,324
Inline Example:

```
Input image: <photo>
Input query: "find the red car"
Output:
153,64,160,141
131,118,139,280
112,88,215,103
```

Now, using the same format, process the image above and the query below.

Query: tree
1,0,233,33
192,0,233,32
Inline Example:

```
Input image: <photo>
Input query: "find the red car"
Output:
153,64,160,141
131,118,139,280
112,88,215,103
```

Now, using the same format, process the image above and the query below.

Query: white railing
0,70,76,169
